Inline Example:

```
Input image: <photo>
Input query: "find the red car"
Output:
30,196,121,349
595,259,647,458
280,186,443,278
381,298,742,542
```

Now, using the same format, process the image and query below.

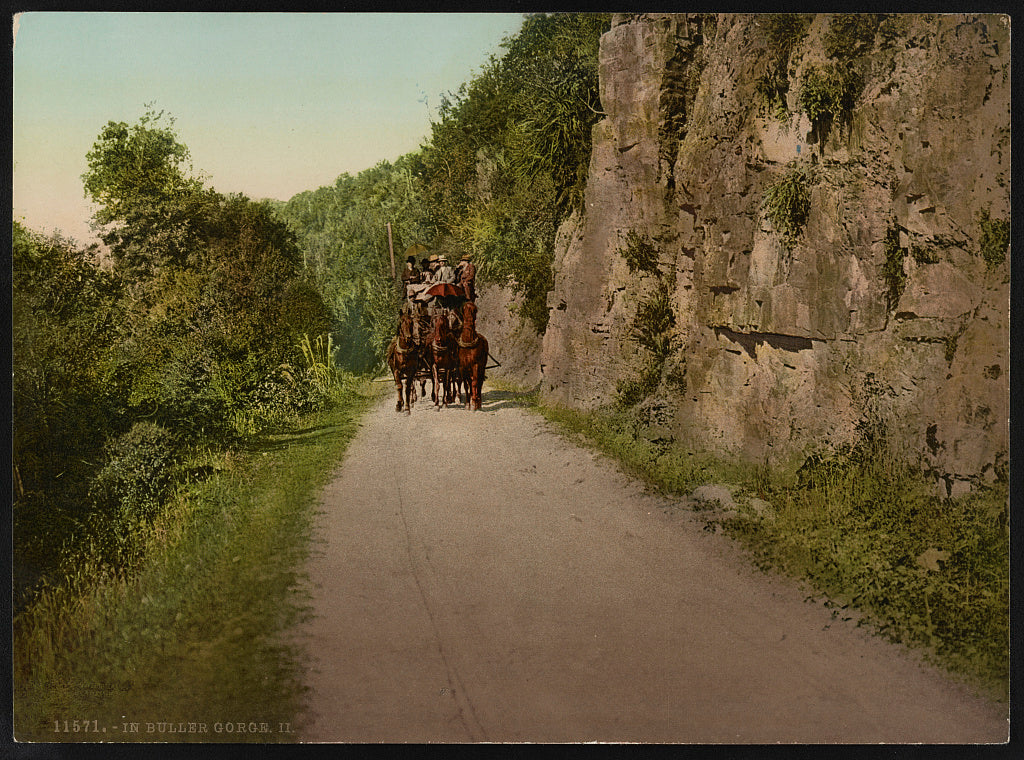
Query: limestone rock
534,13,1009,485
691,484,736,511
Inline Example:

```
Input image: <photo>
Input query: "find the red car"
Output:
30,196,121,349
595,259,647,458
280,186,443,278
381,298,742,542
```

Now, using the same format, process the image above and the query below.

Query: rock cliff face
489,13,1010,494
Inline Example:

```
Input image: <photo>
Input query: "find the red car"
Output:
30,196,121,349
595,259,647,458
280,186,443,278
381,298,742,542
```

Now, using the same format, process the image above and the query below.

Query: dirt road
296,386,1007,743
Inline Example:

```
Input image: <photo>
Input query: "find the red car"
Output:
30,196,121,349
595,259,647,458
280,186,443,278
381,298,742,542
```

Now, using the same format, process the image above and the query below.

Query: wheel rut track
394,476,488,742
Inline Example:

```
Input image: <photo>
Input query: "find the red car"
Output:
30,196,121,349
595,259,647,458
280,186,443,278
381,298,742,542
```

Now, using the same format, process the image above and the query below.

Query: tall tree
82,107,213,280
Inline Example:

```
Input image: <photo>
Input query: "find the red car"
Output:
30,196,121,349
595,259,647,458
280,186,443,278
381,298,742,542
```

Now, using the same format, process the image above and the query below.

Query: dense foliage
278,13,611,346
416,13,610,332
14,112,336,610
277,155,430,371
13,224,126,602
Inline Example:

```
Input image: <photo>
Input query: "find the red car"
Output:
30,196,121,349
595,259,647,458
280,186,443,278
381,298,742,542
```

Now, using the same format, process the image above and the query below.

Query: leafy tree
82,111,334,437
82,108,214,281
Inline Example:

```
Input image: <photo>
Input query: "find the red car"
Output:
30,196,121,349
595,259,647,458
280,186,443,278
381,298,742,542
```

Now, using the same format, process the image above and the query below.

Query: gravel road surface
297,386,1008,743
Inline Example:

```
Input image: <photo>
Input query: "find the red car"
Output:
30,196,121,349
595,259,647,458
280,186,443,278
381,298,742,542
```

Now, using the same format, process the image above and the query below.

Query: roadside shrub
90,422,178,520
631,280,675,359
616,280,676,408
279,278,334,345
616,365,662,409
745,439,1009,698
978,209,1009,268
762,168,811,247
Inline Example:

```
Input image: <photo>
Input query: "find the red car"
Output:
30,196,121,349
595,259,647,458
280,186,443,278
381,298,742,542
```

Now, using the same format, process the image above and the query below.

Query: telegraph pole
386,222,396,278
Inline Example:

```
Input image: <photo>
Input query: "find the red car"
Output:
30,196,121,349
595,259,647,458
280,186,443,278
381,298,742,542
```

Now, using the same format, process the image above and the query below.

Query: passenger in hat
401,255,422,308
457,253,476,301
421,256,436,284
402,255,420,284
436,255,456,285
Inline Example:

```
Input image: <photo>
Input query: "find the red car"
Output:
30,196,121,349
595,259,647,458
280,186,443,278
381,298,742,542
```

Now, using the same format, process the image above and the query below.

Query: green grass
518,389,1008,702
13,382,379,742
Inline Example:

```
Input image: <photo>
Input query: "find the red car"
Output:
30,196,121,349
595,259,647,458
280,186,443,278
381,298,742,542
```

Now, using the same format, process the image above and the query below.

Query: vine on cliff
882,225,907,310
762,167,811,248
754,14,813,119
617,230,661,276
978,208,1010,269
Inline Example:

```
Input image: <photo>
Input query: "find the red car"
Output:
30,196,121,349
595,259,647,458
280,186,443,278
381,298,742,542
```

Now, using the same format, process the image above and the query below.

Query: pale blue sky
13,12,524,244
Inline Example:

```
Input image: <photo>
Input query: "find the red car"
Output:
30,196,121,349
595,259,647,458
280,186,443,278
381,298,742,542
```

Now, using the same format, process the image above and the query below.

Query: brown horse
428,312,459,407
414,304,432,402
457,300,488,411
447,308,465,403
386,310,421,414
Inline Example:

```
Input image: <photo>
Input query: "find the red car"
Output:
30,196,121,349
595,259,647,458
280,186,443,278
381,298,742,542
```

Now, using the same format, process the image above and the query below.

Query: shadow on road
478,387,537,412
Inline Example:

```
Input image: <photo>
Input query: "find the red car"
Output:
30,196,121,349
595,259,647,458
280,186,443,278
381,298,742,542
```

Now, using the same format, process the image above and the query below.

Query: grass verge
13,384,378,742
513,386,1009,702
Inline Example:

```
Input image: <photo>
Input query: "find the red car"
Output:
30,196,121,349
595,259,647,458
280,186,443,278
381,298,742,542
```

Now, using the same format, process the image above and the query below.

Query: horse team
387,299,489,415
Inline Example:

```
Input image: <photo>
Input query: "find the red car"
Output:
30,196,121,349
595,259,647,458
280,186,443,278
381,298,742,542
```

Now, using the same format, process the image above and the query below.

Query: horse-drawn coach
385,298,493,415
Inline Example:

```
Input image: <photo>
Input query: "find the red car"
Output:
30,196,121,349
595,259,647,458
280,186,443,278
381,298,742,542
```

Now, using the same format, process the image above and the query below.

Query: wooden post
386,222,396,278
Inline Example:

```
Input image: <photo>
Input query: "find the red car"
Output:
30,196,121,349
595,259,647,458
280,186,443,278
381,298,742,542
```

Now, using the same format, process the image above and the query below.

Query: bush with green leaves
631,280,675,360
13,222,128,607
762,168,811,247
616,280,676,408
90,422,178,521
616,365,662,409
740,432,1008,697
618,230,661,275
